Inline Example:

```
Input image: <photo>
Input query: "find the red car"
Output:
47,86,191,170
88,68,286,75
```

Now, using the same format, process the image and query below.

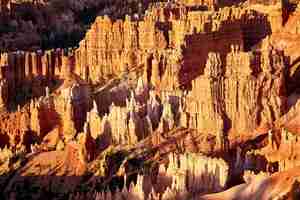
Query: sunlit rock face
185,46,286,137
72,2,287,139
74,3,273,86
0,0,300,200
66,153,229,200
157,153,229,193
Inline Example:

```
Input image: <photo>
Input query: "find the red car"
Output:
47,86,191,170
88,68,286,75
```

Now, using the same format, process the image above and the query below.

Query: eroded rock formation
0,0,300,200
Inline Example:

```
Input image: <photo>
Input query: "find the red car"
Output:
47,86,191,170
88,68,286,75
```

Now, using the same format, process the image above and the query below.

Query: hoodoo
0,0,300,199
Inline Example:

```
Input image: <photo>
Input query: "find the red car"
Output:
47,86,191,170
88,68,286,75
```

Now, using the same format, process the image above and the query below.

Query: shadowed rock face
0,0,300,200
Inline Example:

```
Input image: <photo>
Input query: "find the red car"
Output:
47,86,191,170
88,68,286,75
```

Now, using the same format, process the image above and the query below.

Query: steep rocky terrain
0,0,300,199
0,0,161,51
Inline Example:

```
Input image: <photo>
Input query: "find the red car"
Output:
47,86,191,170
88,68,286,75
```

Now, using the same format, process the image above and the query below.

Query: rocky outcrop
158,153,229,193
184,44,286,138
74,4,271,86
66,152,228,200
4,142,87,199
0,49,66,107
200,167,300,200
0,1,299,200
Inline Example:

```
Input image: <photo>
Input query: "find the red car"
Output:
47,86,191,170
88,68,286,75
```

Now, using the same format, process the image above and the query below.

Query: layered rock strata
184,45,286,137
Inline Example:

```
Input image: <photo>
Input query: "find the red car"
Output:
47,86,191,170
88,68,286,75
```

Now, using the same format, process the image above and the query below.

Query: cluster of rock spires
0,0,300,199
69,152,229,200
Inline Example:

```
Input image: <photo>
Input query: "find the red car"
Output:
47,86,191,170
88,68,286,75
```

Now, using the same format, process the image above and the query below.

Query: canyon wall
0,3,286,141
74,5,271,86
184,45,286,136
0,49,68,106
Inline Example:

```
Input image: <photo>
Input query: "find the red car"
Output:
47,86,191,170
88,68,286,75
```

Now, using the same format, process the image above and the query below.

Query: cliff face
185,46,286,137
72,3,286,139
0,2,286,142
1,1,300,199
0,50,66,105
74,5,272,86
